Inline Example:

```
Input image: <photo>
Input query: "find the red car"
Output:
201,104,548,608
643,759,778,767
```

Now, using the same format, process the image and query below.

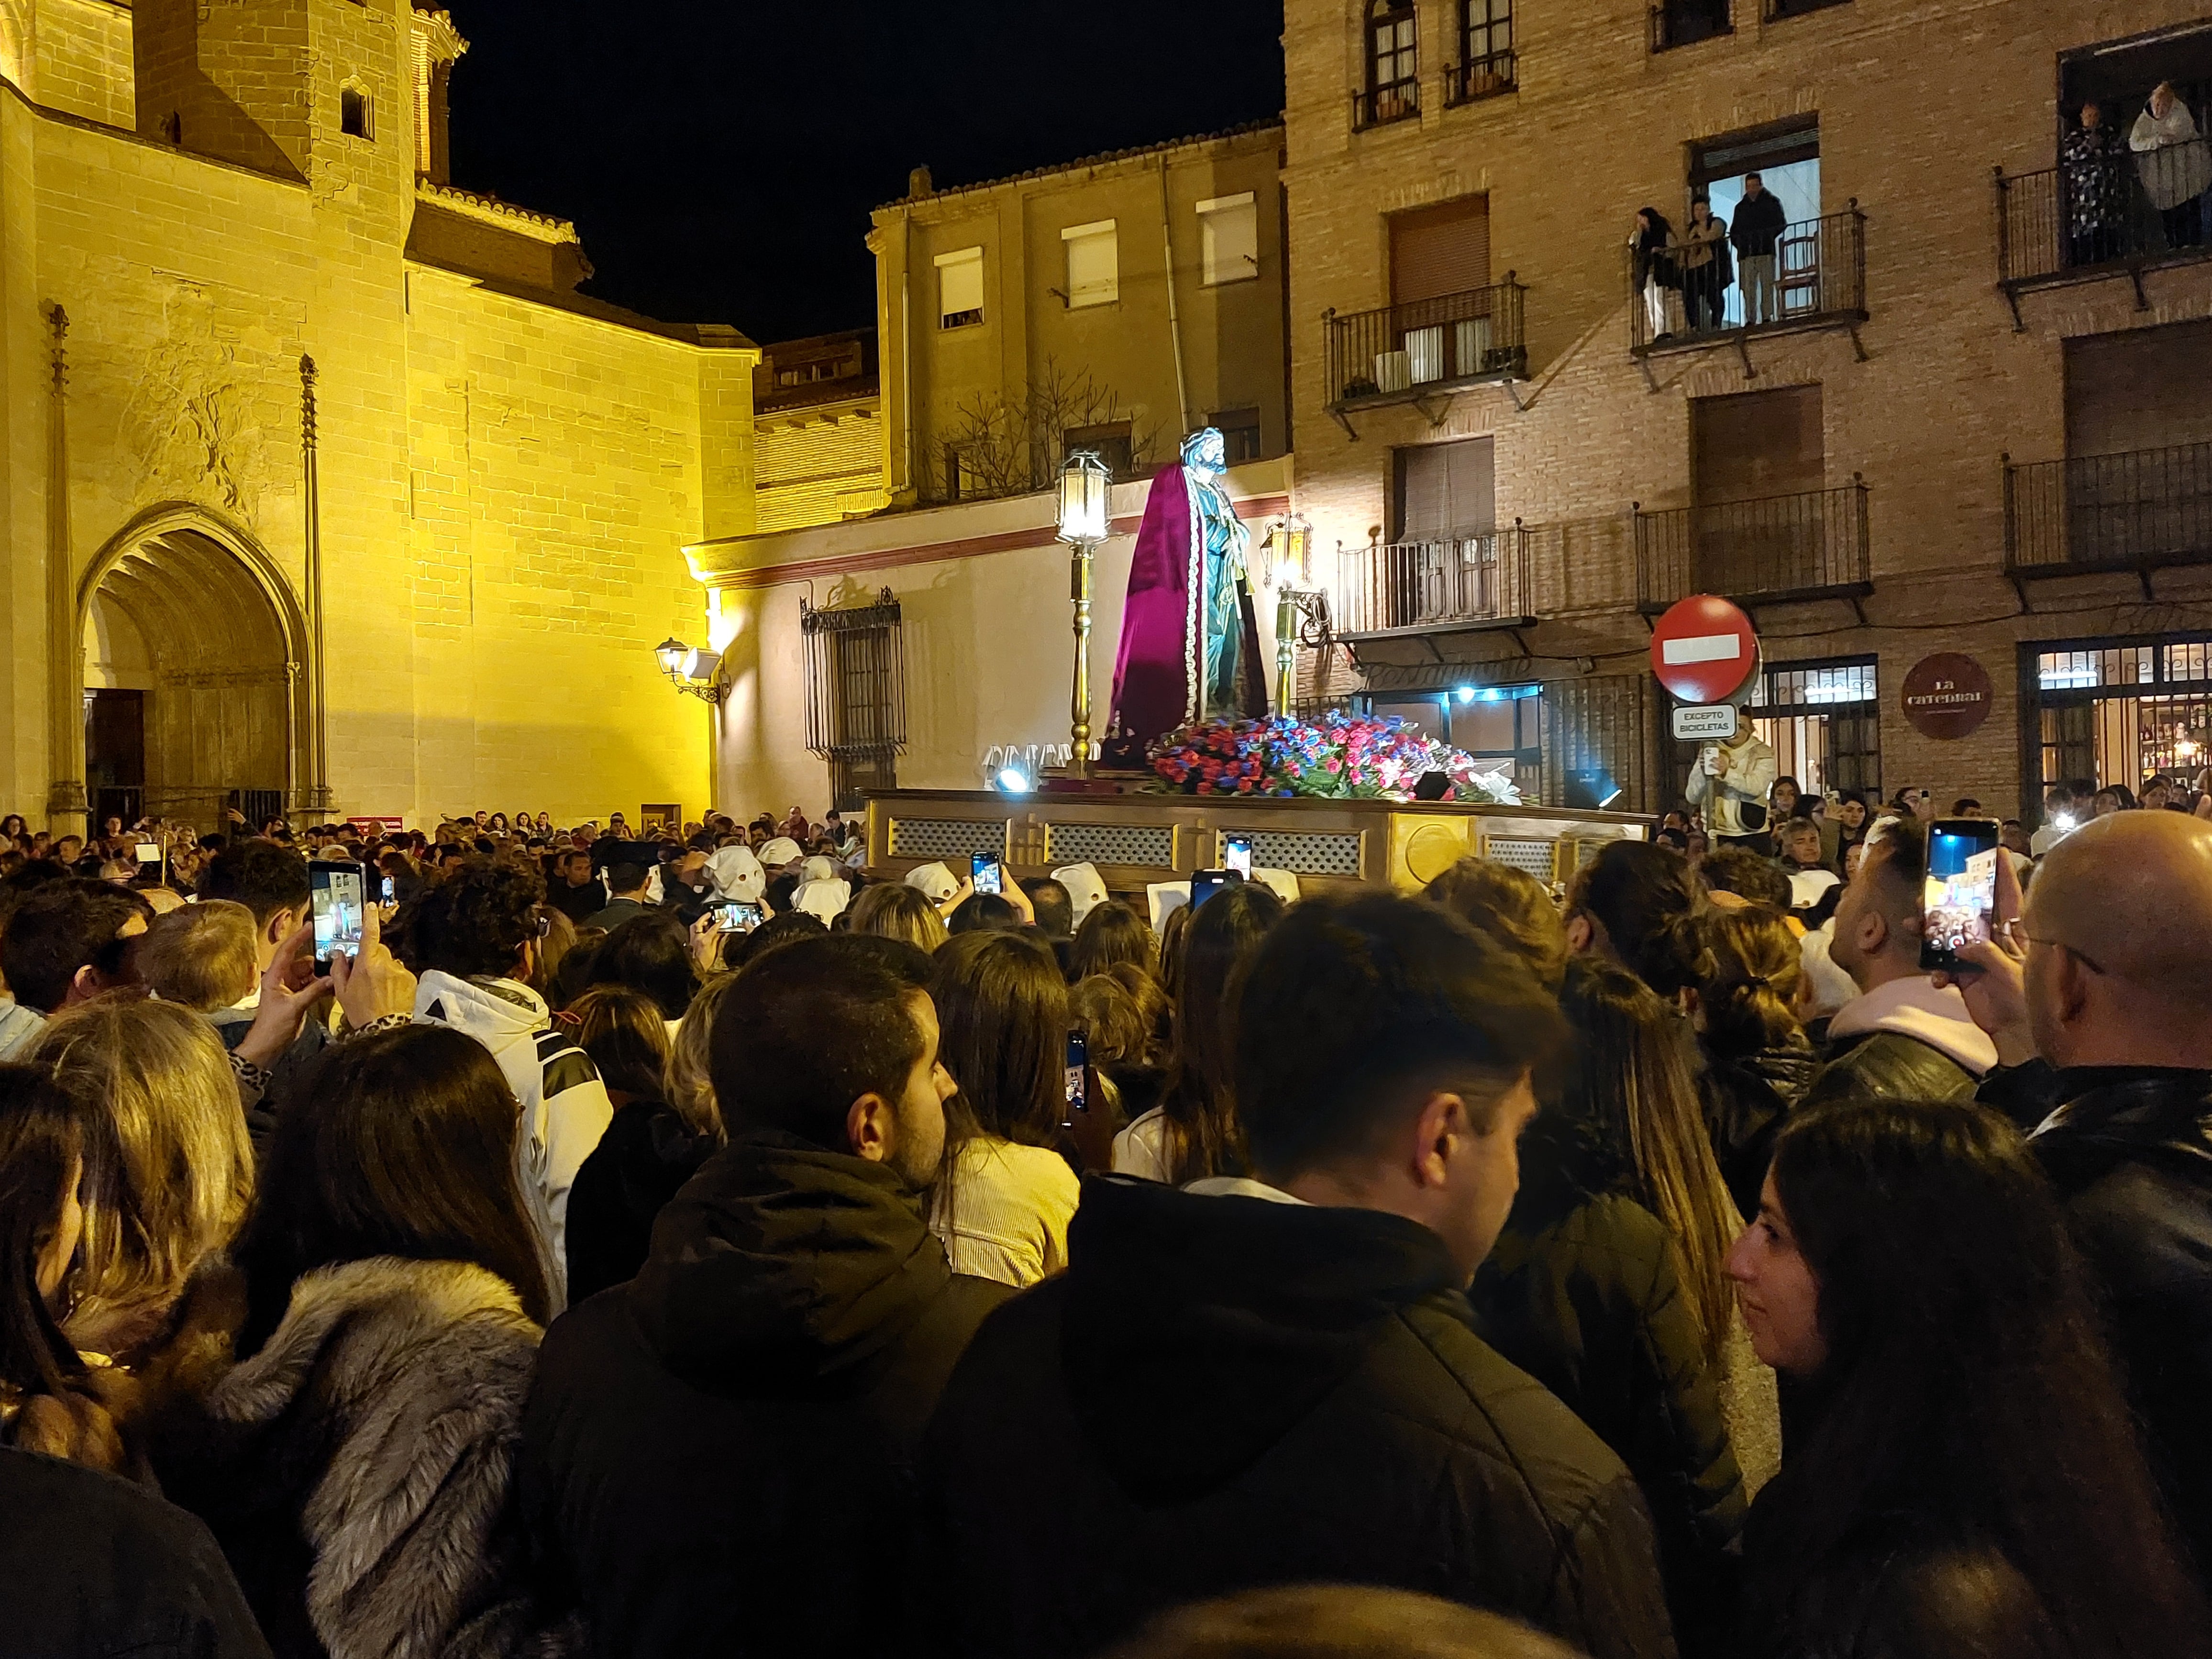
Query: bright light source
1599,786,1623,808
1055,451,1112,545
1454,686,1476,704
996,766,1034,794
1482,687,1502,702
2052,812,2077,831
654,637,688,677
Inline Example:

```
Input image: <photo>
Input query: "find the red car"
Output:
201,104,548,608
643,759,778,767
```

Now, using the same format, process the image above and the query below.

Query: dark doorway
86,688,146,830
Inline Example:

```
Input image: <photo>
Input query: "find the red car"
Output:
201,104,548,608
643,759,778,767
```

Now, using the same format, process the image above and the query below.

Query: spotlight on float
1565,768,1623,810
996,764,1034,795
1454,686,1476,704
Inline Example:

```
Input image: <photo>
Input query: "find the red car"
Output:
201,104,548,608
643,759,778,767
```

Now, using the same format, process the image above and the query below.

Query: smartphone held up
308,860,368,976
970,852,1004,896
1919,819,2001,973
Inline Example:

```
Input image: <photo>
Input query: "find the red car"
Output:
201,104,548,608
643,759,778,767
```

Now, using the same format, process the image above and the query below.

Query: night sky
446,0,1288,346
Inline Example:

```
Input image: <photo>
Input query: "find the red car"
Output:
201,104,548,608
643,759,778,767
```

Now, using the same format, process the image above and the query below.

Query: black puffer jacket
562,1100,716,1305
2028,1067,2212,1584
1699,1034,1820,1219
1472,1116,1747,1656
1801,1031,1976,1112
519,1130,1009,1659
917,1174,1678,1659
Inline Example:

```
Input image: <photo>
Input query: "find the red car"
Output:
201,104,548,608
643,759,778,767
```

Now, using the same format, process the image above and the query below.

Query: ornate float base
863,787,1651,898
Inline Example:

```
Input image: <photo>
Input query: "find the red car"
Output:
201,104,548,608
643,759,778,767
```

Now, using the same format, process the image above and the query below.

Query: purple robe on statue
1108,465,1203,752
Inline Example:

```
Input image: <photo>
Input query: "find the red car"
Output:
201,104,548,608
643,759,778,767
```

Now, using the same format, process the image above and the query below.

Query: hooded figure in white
792,856,852,922
413,969,612,1312
708,844,766,903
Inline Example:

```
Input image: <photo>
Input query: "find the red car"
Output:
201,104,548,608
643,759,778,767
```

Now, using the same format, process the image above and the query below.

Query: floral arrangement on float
1145,711,1521,804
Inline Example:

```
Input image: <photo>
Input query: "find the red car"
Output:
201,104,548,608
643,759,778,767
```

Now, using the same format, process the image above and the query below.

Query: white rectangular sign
1660,633,1745,665
1670,703,1740,740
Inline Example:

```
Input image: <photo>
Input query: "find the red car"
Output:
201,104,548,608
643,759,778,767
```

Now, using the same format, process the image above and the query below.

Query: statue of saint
1106,428,1267,759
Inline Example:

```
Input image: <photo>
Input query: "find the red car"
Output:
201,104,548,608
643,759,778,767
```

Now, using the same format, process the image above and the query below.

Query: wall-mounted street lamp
654,637,724,704
1055,449,1113,778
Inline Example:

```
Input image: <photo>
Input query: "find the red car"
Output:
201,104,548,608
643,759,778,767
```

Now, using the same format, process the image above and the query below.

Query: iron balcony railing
1325,277,1528,407
1635,478,1870,609
1334,525,1535,635
1446,50,1516,104
1352,78,1420,131
1650,0,1731,52
1628,203,1866,350
2004,441,2212,574
1996,134,2212,287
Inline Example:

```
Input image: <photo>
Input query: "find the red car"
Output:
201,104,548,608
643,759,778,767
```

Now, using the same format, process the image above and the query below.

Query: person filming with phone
1933,808,2212,1584
1683,710,1778,855
1799,819,1996,1110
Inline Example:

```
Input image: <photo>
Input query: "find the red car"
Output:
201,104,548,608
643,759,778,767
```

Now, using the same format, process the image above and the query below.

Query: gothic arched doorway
79,512,307,832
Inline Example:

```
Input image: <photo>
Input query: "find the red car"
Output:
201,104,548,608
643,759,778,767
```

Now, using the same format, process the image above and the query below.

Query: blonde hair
1423,857,1569,991
134,901,258,1012
847,882,949,953
33,995,253,1343
664,972,735,1144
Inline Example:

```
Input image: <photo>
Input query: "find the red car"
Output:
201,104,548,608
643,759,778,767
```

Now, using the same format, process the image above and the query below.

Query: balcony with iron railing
1352,76,1420,132
1333,525,1538,640
1445,50,1516,105
1994,135,2212,319
1324,278,1527,430
2004,441,2212,592
1635,478,1871,613
1650,0,1731,52
1629,204,1868,365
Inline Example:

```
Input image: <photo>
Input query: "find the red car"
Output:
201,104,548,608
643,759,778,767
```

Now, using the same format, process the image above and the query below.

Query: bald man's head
2025,808,2212,1067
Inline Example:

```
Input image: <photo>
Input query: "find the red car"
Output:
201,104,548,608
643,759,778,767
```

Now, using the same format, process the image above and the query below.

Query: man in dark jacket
0,1445,271,1659
544,849,608,927
1729,171,1789,324
1801,820,1995,1109
918,893,1677,1659
1947,809,2212,1584
519,934,1006,1658
580,862,651,933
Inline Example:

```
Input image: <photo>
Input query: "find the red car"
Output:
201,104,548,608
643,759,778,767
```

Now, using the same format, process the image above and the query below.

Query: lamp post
1056,450,1112,778
1266,511,1314,719
653,638,724,704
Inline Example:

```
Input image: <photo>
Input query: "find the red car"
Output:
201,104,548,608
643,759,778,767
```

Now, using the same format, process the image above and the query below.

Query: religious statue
1105,428,1268,760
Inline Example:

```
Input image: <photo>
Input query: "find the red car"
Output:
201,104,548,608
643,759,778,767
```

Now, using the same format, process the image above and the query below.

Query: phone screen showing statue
1063,1029,1088,1127
1223,836,1253,878
1920,822,1999,970
718,900,763,933
971,853,1002,896
310,864,366,969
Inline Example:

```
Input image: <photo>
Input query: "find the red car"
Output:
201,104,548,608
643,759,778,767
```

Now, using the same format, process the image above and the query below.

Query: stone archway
77,508,309,831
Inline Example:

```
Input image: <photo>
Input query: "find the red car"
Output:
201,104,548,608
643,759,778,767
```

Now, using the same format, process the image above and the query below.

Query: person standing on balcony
1729,173,1788,326
1630,207,1680,343
2063,101,2131,265
1679,196,1732,332
2131,82,2211,252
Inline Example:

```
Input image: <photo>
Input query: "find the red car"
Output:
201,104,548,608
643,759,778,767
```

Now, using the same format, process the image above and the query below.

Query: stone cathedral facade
0,0,762,832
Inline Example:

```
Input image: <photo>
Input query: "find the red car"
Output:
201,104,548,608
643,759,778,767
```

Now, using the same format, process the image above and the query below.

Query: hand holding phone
1919,819,2001,973
717,900,764,933
1222,834,1254,879
308,860,368,976
971,852,1003,896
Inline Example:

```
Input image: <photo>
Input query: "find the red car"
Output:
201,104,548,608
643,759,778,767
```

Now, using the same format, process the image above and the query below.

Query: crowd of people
0,780,2208,1659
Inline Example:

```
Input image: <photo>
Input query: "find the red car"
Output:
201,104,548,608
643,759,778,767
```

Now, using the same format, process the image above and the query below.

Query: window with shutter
1062,221,1118,308
936,247,984,329
1392,438,1495,540
1389,197,1491,306
1198,194,1259,286
1692,384,1824,504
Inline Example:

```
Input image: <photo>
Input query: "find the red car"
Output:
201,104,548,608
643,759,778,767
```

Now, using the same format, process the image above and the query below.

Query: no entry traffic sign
1649,595,1759,705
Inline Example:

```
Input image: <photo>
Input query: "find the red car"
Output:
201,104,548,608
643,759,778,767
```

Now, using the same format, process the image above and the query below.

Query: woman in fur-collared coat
163,1026,573,1659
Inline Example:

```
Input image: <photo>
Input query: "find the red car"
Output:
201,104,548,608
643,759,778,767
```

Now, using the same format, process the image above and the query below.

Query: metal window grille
2028,632,2212,803
1742,655,1882,799
1541,676,1655,813
803,590,907,813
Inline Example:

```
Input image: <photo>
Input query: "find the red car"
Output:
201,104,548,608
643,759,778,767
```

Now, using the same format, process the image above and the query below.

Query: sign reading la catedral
1901,652,1993,740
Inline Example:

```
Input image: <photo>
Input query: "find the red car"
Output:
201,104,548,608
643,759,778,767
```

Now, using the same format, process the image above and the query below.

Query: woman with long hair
1694,906,1818,1221
33,999,253,1377
562,982,723,1304
0,1065,100,1461
1069,899,1157,983
847,881,950,953
1565,838,1706,1000
181,1025,564,1658
1073,967,1168,1127
1114,884,1285,1184
585,909,698,1026
1471,958,1770,1653
927,930,1081,1287
1731,1098,2210,1658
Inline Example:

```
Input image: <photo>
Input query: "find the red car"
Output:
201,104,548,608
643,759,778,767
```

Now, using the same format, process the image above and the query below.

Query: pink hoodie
1826,975,1999,1077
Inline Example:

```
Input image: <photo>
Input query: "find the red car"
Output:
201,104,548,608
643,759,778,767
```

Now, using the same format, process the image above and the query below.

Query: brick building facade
1282,0,2212,821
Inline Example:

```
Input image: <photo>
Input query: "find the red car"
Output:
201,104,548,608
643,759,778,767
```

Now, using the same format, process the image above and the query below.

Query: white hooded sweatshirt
412,971,613,1310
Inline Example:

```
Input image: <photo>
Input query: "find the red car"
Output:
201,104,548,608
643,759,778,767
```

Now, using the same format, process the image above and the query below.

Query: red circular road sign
1649,595,1759,705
